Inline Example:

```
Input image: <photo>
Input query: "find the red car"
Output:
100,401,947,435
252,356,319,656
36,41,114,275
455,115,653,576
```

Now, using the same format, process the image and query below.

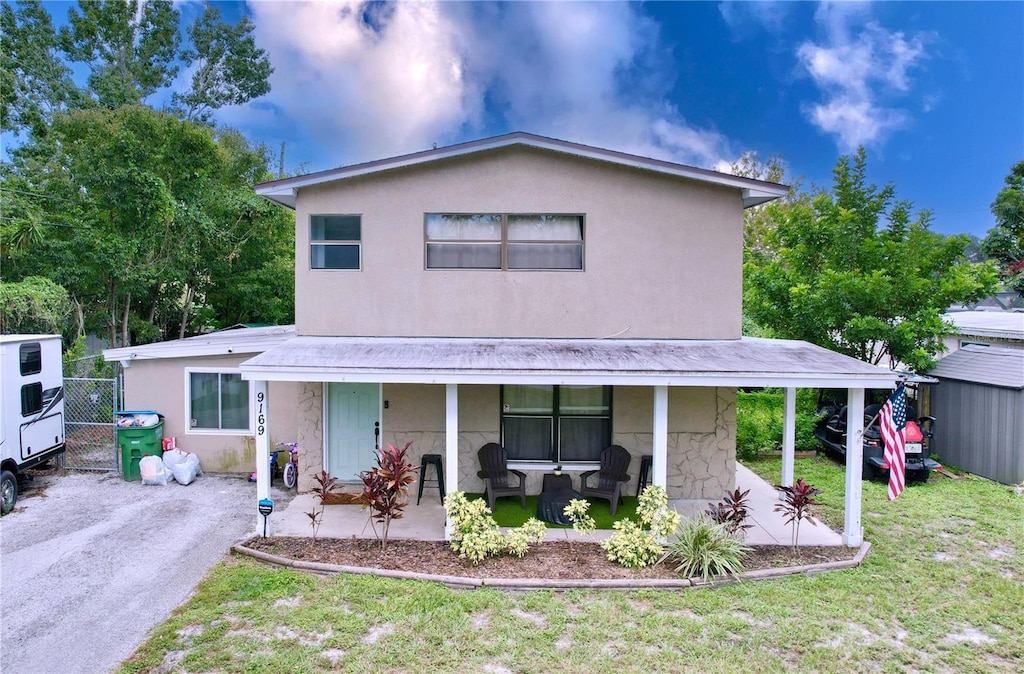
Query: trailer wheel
1,470,17,515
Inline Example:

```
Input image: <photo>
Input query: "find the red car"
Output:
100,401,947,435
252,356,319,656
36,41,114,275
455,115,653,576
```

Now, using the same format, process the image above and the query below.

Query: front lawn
121,457,1023,673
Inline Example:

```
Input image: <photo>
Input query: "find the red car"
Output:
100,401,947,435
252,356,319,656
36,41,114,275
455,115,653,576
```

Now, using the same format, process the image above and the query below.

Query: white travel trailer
1,335,66,514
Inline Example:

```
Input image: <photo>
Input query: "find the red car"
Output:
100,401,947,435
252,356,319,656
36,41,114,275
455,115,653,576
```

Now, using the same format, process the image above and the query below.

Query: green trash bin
116,411,165,481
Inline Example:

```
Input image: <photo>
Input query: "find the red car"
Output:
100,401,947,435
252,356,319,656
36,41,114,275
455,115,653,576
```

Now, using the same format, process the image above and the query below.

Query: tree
0,0,81,136
1,106,294,346
744,148,998,372
981,160,1024,295
60,0,181,108
730,151,805,259
2,1,285,345
173,3,273,122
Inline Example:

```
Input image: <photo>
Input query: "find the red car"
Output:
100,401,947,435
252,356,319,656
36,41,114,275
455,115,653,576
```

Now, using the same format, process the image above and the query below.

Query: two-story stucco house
107,133,894,545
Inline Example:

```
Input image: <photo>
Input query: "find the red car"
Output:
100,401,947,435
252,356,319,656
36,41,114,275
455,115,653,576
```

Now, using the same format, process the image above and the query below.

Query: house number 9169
256,391,266,436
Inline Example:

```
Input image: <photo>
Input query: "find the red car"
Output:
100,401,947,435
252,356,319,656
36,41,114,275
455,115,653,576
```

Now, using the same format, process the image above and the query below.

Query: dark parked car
813,378,941,482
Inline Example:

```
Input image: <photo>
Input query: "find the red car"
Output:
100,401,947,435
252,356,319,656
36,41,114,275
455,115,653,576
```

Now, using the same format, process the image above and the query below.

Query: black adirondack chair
476,443,527,509
580,445,631,516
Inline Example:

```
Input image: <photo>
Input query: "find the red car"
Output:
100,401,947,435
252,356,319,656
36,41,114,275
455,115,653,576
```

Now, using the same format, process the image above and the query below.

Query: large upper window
188,371,250,432
311,214,361,270
425,213,583,270
501,385,611,462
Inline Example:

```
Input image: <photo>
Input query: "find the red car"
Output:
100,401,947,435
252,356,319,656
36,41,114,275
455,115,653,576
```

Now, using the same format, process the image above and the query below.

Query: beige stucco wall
292,146,743,339
122,355,300,473
297,382,734,500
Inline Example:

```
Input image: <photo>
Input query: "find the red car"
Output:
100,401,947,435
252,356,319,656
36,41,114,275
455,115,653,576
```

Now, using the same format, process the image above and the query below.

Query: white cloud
230,0,477,164
718,1,793,35
797,5,931,151
226,0,734,171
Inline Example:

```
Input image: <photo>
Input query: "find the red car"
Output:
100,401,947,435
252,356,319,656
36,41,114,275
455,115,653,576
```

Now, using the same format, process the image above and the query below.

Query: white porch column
253,380,272,536
652,385,668,489
444,383,458,540
781,387,796,487
843,387,865,547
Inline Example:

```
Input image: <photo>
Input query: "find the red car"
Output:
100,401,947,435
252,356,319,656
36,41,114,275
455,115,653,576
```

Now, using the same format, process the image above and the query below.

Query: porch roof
239,336,896,388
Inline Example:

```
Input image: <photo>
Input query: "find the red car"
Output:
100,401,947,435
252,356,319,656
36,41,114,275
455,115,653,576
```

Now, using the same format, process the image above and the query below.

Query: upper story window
311,214,361,270
425,213,583,270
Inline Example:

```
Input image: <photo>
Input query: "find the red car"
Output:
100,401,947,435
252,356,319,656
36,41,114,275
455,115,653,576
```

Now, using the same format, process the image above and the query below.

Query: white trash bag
140,454,172,486
163,449,202,486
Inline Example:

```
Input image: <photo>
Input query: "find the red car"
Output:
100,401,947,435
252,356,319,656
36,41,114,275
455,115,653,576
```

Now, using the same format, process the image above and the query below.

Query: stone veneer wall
295,382,324,493
611,387,736,500
295,382,735,500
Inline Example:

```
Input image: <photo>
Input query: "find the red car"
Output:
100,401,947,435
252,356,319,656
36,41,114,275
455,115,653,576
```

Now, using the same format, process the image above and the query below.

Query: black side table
536,473,581,525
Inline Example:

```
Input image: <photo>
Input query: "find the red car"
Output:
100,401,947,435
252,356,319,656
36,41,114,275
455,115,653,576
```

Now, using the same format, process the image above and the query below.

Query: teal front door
326,383,380,482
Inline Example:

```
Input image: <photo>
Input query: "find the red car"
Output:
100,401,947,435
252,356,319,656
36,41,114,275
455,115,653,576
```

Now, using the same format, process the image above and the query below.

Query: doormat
321,491,366,505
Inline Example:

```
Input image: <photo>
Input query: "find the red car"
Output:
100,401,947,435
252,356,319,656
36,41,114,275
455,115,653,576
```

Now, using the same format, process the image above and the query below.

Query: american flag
880,385,907,500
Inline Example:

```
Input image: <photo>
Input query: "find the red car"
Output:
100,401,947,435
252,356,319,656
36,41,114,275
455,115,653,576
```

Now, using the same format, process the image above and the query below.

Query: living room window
425,213,583,270
501,385,611,462
311,214,361,270
187,370,251,433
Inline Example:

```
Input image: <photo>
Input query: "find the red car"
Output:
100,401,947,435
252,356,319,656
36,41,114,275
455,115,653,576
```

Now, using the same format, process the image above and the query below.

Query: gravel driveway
1,470,292,674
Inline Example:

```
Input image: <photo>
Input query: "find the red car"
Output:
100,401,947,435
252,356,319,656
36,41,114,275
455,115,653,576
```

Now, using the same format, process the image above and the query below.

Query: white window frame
310,214,362,271
184,368,254,435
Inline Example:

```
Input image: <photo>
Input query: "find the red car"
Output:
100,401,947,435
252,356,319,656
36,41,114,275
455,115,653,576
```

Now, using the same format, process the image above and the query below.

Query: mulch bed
243,537,858,580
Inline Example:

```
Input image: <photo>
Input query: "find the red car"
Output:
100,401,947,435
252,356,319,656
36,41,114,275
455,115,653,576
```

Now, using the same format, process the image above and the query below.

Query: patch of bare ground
242,537,857,580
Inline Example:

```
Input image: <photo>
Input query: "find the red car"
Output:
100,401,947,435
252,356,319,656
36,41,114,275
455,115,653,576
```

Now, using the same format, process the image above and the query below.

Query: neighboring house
104,325,300,473
109,132,896,545
927,346,1024,485
941,310,1024,353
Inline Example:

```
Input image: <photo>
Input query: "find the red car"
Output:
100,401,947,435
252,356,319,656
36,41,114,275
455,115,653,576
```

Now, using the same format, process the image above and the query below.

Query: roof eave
253,132,789,211
237,364,896,388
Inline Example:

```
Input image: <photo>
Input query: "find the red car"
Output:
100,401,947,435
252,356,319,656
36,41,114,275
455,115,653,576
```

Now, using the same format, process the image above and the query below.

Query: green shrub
599,485,680,568
601,519,666,568
443,492,548,564
668,515,751,581
736,389,823,460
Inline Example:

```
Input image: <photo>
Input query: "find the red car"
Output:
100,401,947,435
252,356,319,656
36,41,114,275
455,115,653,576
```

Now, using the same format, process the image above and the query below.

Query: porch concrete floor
270,463,844,547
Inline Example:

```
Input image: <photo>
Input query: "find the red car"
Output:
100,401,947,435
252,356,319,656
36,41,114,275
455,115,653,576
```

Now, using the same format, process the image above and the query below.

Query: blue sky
42,2,1024,238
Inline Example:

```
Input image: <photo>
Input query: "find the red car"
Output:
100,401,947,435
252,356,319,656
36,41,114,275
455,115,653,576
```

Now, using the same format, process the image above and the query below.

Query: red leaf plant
359,442,419,549
774,478,823,551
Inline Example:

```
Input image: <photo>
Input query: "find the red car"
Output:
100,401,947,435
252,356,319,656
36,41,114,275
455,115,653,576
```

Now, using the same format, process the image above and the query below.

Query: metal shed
927,345,1024,485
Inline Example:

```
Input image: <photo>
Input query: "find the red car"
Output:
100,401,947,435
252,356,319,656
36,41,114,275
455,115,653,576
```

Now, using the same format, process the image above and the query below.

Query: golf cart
814,374,941,482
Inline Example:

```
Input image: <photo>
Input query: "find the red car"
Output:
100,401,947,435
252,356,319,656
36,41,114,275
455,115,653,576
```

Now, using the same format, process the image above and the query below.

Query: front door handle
374,421,380,450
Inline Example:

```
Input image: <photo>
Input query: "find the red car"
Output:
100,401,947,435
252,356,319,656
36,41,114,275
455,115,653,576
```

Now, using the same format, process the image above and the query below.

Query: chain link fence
63,377,120,471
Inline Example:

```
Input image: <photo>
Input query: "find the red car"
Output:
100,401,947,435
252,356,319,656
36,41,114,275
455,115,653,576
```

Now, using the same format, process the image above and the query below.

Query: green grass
466,493,639,529
121,456,1024,673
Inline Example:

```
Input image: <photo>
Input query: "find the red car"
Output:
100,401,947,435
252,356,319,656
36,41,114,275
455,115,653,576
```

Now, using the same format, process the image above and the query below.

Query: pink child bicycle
249,442,299,489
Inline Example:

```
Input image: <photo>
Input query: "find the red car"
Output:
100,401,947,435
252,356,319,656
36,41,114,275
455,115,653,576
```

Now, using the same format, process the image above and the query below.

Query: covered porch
268,462,845,546
241,336,895,547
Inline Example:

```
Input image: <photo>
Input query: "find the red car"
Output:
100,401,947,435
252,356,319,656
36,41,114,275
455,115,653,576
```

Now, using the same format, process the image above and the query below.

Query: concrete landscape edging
231,540,872,591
